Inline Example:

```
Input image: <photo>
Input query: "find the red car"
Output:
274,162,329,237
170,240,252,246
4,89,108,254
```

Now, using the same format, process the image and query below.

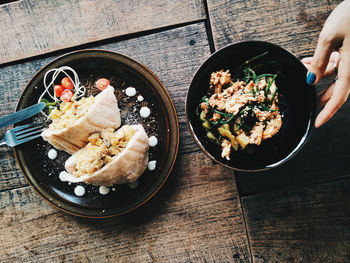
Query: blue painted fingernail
306,72,316,85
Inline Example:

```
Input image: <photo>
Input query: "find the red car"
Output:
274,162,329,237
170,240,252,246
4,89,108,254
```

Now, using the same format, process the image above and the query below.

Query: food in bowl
198,65,281,160
64,125,149,186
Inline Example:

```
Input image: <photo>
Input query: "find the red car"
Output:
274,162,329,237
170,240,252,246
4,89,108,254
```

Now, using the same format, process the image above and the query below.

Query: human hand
302,0,350,128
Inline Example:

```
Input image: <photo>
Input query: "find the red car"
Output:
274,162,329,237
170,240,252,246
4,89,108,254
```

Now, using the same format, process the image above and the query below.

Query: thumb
306,33,335,85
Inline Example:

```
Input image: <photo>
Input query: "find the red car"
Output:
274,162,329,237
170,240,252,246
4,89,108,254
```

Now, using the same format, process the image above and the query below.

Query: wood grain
0,151,251,263
0,22,210,191
207,0,341,57
0,0,205,64
241,178,350,263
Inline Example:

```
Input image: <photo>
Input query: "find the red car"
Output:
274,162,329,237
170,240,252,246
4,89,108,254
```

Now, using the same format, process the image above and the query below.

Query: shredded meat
221,139,231,160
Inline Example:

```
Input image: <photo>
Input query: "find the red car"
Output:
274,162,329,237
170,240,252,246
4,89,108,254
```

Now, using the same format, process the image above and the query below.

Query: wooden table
1,0,349,262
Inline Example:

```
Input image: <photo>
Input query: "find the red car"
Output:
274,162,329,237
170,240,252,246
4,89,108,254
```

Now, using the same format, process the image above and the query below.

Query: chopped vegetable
95,78,110,90
37,66,87,118
61,77,74,90
54,85,65,97
61,89,74,102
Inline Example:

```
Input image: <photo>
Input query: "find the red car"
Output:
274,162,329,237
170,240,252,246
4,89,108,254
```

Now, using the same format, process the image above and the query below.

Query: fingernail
306,72,316,85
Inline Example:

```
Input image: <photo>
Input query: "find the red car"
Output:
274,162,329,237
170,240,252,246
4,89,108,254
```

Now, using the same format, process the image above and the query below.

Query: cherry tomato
61,89,74,102
95,78,110,90
54,85,65,97
61,77,74,90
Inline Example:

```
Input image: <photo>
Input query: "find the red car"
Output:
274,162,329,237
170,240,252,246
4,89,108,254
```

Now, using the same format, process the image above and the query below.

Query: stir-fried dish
198,64,282,160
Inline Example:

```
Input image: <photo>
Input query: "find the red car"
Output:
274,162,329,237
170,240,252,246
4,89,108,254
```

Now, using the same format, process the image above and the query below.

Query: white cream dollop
140,107,151,118
48,149,57,159
148,160,157,171
125,87,136,97
99,186,110,195
74,185,85,196
59,171,70,182
148,136,158,147
137,95,144,102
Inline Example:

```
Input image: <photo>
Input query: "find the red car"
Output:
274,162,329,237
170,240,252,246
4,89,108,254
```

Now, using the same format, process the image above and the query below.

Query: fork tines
14,124,43,141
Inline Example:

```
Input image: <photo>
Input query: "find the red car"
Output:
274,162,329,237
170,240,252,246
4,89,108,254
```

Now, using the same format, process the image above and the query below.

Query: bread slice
64,125,149,186
41,86,121,154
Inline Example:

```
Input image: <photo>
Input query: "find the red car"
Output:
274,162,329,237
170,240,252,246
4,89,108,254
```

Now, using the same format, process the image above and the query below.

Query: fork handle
0,139,6,146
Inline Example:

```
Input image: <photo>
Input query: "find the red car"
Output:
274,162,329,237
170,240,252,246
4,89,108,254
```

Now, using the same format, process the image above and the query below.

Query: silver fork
0,124,43,147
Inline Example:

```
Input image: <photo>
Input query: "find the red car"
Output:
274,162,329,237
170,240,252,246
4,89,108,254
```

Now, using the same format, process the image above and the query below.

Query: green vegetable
241,51,269,68
200,111,207,121
214,109,233,118
222,123,230,130
206,131,220,145
265,74,277,96
40,99,57,107
202,121,210,129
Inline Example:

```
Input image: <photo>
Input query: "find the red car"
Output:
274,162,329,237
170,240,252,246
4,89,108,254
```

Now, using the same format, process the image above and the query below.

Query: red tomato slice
61,77,74,90
95,78,110,90
61,89,74,102
54,85,65,97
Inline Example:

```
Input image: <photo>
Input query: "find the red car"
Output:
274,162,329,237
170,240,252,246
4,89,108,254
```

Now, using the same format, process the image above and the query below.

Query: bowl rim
185,40,315,172
14,48,180,218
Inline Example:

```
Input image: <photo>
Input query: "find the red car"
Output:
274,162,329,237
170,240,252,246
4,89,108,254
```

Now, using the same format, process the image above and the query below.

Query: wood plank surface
207,0,341,57
0,0,205,64
0,151,251,263
0,22,210,191
241,178,350,263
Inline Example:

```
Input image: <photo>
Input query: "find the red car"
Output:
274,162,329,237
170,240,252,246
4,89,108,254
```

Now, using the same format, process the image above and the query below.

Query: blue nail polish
306,72,316,85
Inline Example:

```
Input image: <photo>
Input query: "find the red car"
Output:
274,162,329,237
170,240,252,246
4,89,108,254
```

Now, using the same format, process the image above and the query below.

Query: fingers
301,57,313,65
317,82,335,107
306,29,336,85
302,51,340,78
304,51,340,83
315,48,350,127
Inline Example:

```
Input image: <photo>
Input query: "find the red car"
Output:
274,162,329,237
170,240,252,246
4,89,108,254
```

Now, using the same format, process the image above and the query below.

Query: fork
0,124,43,147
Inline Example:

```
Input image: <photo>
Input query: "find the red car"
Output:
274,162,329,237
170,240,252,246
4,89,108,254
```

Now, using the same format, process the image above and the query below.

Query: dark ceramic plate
186,41,316,171
15,49,179,218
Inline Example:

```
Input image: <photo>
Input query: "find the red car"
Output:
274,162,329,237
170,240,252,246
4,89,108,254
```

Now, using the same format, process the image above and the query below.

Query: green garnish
40,99,57,107
264,74,277,96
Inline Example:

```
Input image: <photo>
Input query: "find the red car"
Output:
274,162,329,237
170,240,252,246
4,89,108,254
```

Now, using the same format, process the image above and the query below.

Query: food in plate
39,66,121,154
41,85,121,154
64,125,149,186
198,63,282,160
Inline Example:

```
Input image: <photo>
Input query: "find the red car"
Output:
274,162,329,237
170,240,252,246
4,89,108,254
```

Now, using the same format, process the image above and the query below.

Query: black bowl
186,41,316,172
